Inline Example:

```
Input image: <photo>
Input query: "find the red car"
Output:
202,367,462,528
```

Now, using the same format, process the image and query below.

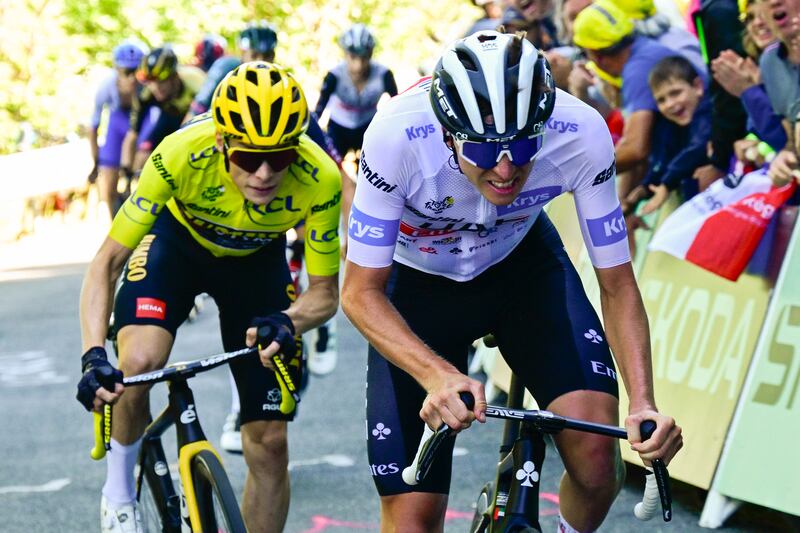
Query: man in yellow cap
573,0,706,210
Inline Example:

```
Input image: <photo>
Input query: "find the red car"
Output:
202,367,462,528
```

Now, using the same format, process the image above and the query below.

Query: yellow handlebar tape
90,404,112,460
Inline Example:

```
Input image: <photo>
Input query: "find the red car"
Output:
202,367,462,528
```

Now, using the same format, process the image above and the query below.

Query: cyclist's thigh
493,214,619,411
327,120,357,157
366,263,487,496
113,210,203,344
210,237,297,424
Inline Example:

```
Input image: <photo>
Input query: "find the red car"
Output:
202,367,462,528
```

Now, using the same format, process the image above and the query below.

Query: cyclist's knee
116,326,172,375
567,436,624,494
380,493,446,532
241,421,289,471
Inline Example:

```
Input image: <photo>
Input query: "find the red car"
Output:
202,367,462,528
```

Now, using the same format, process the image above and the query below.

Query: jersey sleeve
108,140,181,249
571,112,631,268
314,72,337,117
345,115,409,269
90,75,114,129
384,69,398,97
302,143,343,277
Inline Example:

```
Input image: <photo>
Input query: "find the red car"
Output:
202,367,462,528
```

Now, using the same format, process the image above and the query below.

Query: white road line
0,478,71,494
288,454,355,471
0,351,69,387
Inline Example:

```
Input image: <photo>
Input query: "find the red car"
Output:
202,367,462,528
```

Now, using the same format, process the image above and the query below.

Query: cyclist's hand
246,312,296,370
76,347,124,412
625,408,683,466
420,369,486,433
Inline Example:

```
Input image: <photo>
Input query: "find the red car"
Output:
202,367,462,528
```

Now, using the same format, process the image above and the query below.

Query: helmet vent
456,50,478,72
268,99,282,136
229,111,245,134
291,86,301,103
506,39,522,68
285,112,299,137
477,34,497,43
215,108,226,126
226,85,238,102
246,69,259,85
247,96,262,133
270,70,282,85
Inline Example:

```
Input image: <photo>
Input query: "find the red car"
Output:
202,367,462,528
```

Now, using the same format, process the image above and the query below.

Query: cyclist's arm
383,69,398,97
80,237,133,351
314,72,337,117
285,273,338,334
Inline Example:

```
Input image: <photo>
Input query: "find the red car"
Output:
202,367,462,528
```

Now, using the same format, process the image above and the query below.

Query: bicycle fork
492,425,547,532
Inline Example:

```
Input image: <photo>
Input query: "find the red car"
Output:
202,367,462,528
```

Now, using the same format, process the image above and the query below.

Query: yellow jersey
109,114,342,277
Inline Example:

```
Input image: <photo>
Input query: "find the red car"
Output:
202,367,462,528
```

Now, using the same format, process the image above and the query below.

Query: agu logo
136,298,166,320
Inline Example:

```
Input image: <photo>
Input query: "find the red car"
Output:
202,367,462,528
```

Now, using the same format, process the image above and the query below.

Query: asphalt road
0,262,796,532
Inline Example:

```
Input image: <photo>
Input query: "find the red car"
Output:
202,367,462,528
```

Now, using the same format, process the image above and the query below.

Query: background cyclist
342,30,683,533
87,40,146,219
76,62,341,533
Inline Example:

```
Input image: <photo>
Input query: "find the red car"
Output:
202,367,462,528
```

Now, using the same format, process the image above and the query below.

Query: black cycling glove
76,346,124,411
251,312,297,357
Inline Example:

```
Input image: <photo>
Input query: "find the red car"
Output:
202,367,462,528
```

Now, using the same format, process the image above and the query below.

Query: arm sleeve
699,0,749,170
128,92,148,134
741,84,788,150
108,145,179,248
384,70,398,97
303,149,343,277
314,72,337,117
572,113,632,268
345,118,408,268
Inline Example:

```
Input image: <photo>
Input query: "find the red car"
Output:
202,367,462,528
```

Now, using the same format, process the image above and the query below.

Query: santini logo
360,155,396,193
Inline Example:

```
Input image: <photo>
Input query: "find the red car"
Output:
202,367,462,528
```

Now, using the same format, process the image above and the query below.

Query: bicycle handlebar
89,345,301,460
403,392,672,522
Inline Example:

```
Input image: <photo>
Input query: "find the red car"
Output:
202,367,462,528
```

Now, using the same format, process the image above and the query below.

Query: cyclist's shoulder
178,65,207,94
149,116,219,173
543,89,612,156
293,134,342,190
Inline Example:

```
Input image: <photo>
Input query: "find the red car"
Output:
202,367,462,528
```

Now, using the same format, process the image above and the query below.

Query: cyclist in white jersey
342,31,682,533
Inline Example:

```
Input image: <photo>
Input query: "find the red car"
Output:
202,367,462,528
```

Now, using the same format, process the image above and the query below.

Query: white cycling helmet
430,31,555,142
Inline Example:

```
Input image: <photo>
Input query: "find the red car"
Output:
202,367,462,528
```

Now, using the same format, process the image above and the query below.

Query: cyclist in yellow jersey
76,62,341,533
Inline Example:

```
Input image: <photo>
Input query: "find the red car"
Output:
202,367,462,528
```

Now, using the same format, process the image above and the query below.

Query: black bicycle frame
136,377,209,532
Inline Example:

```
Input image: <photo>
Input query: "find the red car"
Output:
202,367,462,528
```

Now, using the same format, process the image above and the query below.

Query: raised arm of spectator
741,85,788,150
314,71,337,117
615,110,654,173
697,0,749,172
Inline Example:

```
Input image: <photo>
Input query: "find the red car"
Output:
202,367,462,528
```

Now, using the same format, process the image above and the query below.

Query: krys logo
348,206,400,246
496,186,561,216
586,205,626,246
406,124,436,141
545,118,579,134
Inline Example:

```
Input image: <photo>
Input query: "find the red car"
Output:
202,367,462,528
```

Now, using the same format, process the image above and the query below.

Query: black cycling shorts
113,209,300,423
327,120,369,156
366,213,620,496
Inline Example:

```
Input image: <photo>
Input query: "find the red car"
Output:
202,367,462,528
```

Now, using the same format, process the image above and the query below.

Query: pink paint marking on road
540,491,560,516
301,515,377,533
445,509,474,520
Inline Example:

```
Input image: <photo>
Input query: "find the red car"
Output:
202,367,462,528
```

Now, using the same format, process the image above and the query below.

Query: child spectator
631,56,712,214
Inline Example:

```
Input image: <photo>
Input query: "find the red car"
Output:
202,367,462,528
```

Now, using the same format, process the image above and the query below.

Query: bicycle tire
191,449,246,533
470,481,494,533
137,462,182,533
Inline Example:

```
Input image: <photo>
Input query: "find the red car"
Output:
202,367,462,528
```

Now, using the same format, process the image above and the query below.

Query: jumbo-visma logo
306,226,339,255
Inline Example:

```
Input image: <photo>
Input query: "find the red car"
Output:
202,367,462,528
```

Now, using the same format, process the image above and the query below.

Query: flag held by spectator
649,170,797,281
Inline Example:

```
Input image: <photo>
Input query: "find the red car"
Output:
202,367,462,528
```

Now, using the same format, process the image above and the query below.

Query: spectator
759,0,800,186
711,0,784,165
692,0,749,186
612,0,707,75
572,0,688,199
630,56,712,214
464,0,502,36
505,0,561,50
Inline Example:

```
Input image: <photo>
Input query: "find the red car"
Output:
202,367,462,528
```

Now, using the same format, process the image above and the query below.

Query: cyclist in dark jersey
120,46,205,180
314,24,399,158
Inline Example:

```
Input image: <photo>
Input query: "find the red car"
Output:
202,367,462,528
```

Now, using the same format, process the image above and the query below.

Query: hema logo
348,206,400,246
586,205,626,246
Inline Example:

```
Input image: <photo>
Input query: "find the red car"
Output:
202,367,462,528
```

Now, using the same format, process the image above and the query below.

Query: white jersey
346,78,630,281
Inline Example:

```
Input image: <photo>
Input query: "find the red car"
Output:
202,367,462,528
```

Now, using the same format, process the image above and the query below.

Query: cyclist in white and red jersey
342,30,682,533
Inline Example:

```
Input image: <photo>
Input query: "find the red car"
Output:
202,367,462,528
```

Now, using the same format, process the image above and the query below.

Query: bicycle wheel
470,481,494,533
191,449,246,533
137,461,182,533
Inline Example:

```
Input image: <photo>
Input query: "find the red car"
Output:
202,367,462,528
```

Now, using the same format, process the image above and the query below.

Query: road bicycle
403,376,672,532
90,345,301,532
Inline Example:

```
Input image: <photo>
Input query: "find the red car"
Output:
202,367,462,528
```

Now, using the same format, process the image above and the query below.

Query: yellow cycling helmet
212,61,309,147
573,0,635,51
609,0,657,20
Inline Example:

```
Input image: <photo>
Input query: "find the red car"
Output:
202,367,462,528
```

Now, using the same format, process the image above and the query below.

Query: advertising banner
711,219,800,515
